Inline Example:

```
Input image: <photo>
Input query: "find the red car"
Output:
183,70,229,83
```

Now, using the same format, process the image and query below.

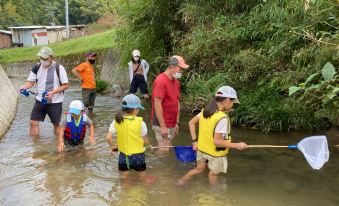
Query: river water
0,78,338,206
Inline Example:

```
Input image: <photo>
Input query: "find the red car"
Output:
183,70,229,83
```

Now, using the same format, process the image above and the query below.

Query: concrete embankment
0,64,18,138
1,48,129,92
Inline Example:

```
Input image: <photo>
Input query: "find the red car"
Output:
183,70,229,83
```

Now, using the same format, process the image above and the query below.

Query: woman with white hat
128,50,150,99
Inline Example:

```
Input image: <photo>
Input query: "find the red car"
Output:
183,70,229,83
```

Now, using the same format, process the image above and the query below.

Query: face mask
173,72,182,79
133,57,140,62
89,59,96,64
40,59,51,68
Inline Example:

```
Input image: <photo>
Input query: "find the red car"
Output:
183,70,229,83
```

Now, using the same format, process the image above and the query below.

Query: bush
95,79,109,93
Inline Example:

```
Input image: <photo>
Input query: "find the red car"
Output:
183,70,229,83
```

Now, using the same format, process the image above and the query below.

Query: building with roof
0,30,12,49
9,26,65,47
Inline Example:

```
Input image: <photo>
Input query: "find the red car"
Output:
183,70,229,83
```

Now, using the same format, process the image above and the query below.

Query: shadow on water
0,78,339,206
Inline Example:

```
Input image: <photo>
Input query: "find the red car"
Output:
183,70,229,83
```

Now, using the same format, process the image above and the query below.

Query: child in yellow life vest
106,94,152,178
57,100,95,152
177,86,248,186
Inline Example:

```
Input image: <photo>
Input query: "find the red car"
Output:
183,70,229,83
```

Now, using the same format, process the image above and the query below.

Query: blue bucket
174,146,196,163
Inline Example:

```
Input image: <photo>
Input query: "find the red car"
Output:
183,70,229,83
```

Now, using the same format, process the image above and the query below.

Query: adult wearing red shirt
151,55,189,149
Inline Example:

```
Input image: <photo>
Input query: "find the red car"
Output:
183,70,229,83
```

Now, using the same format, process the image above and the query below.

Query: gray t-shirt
60,116,92,127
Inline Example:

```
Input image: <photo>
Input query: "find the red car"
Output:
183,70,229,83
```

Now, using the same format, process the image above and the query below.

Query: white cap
215,86,240,104
37,47,53,58
69,100,84,115
132,50,141,57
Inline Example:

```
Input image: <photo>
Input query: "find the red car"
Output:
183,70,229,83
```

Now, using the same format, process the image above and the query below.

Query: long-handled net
249,135,329,170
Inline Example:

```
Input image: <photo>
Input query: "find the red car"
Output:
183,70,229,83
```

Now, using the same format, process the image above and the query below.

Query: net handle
151,146,175,149
249,145,297,148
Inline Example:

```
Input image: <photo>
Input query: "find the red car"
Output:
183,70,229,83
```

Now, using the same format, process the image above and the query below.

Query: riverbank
0,30,115,64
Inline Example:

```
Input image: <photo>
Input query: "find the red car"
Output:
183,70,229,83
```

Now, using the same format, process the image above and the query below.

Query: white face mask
173,72,182,79
133,56,140,62
40,59,51,68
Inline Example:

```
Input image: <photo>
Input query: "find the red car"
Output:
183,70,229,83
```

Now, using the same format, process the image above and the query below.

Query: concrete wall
100,48,129,90
0,64,18,138
1,48,130,89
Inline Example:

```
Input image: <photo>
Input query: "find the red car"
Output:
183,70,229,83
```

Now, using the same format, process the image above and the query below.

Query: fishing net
174,146,196,163
297,135,329,170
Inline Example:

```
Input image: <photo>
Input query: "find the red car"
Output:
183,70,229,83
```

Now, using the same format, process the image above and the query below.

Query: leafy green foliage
113,0,338,131
0,0,115,29
95,79,109,93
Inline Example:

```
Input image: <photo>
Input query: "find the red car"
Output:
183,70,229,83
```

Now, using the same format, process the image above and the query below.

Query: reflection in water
0,79,339,206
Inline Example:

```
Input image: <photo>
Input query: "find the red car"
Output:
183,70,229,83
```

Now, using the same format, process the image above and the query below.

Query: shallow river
0,78,338,206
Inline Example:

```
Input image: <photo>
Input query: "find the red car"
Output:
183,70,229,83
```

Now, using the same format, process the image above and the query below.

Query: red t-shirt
151,72,180,128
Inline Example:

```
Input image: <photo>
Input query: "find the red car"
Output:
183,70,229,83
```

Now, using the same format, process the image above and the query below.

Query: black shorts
118,152,146,171
30,100,62,124
129,74,148,94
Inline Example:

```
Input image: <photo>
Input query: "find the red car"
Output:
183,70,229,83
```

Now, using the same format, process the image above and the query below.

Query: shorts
118,152,146,171
129,74,148,94
82,88,96,108
152,125,175,141
197,150,228,174
30,100,62,124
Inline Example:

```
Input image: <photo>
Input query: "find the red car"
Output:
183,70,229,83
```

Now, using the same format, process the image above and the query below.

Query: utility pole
65,0,69,39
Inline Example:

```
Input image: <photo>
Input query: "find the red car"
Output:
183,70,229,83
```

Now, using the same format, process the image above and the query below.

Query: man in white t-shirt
19,47,69,137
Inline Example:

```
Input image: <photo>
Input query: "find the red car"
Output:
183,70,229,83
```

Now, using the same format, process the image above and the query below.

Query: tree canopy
0,0,115,29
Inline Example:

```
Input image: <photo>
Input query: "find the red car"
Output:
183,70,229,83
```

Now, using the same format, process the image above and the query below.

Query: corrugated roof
0,30,12,35
8,26,65,30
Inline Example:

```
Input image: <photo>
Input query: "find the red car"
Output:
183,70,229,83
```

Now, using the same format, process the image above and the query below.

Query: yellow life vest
198,110,232,157
115,115,145,155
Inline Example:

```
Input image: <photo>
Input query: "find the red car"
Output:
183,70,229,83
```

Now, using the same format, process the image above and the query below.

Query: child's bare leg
176,162,207,186
208,170,219,186
119,171,130,179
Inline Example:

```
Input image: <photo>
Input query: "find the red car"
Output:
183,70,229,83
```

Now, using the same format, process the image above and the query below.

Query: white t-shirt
109,120,147,137
27,62,68,103
197,112,228,137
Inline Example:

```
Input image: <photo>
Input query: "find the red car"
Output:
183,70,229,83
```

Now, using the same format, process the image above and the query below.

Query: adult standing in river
72,52,97,113
151,55,189,150
128,50,150,99
19,47,69,137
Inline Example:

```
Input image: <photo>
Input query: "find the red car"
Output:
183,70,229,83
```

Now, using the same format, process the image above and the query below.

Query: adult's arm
71,68,83,82
20,81,35,90
143,60,150,74
154,97,168,138
46,83,69,99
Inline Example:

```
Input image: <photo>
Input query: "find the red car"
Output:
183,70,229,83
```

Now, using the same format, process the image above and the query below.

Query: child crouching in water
57,100,95,152
177,86,248,186
106,94,152,179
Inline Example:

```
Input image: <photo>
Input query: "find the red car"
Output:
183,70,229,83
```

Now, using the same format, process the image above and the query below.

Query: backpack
32,62,62,85
32,62,64,94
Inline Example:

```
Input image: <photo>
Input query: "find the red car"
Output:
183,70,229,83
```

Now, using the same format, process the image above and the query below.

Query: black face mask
89,59,96,64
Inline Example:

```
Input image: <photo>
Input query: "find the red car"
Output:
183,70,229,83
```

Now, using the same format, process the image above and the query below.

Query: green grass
0,29,116,63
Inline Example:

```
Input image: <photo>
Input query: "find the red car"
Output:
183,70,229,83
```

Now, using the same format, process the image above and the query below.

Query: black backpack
32,62,62,85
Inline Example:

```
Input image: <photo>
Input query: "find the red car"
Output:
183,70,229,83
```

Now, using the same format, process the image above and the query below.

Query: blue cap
121,94,145,110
